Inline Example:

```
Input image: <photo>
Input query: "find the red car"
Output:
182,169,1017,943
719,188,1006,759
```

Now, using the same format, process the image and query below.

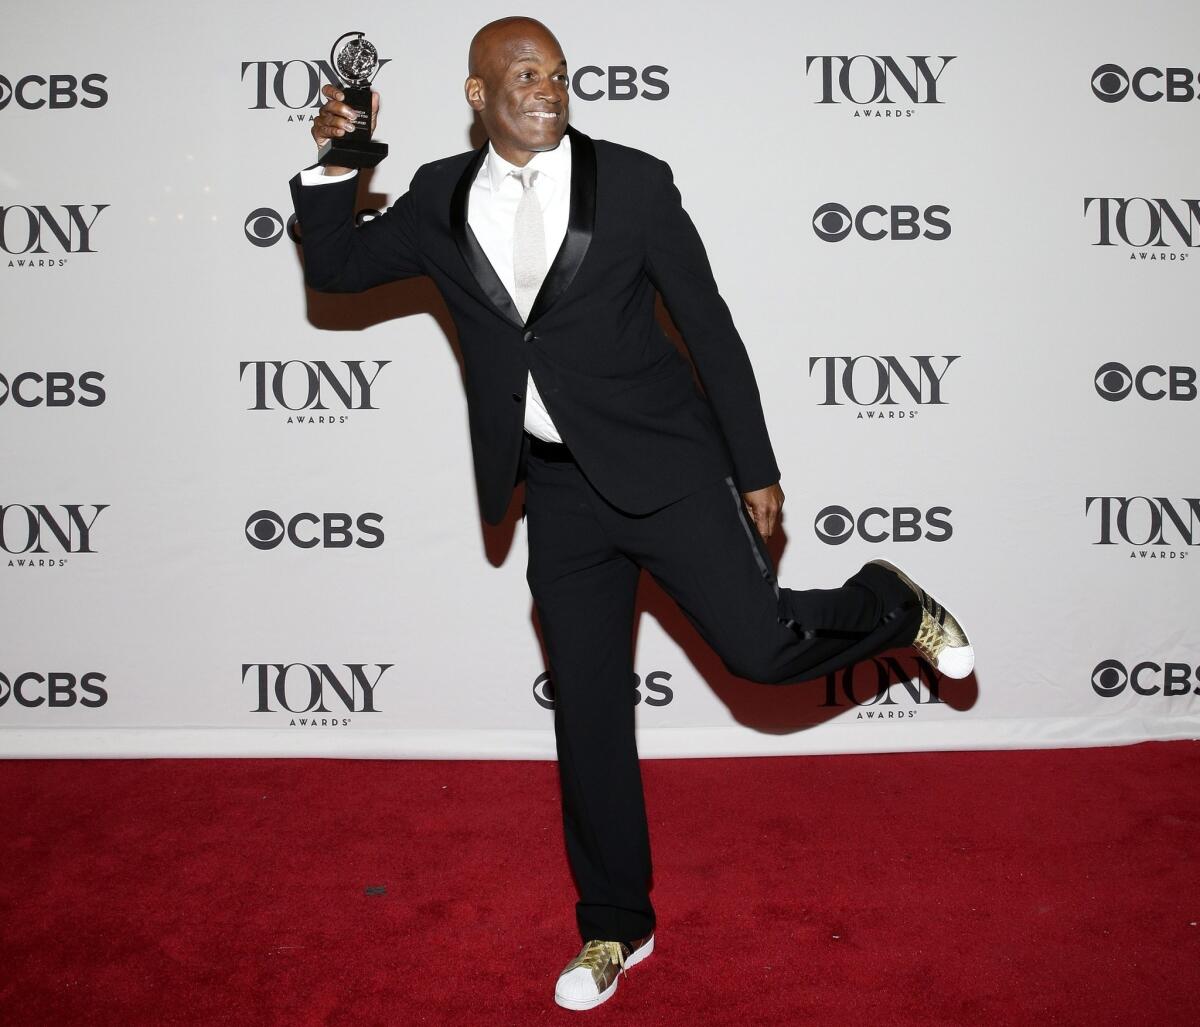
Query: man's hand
311,84,380,177
743,483,784,540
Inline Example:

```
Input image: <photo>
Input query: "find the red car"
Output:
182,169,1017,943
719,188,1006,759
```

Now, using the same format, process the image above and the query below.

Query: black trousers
523,437,922,945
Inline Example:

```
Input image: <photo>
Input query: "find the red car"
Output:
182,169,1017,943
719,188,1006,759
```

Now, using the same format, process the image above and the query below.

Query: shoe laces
911,591,948,663
913,614,943,662
919,589,947,626
573,940,627,975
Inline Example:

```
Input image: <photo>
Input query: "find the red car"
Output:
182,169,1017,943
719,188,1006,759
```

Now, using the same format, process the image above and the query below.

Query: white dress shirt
299,134,571,442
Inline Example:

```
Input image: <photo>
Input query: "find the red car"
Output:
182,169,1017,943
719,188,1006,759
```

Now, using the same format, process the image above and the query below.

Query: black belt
526,432,575,463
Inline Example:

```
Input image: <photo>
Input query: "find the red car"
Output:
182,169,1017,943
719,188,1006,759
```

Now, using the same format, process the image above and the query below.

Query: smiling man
290,15,974,1012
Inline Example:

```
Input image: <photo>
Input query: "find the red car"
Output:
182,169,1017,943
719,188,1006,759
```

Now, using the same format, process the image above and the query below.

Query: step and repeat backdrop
2,0,1198,758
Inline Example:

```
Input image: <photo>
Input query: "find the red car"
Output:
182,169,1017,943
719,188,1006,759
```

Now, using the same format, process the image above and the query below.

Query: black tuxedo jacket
288,124,779,525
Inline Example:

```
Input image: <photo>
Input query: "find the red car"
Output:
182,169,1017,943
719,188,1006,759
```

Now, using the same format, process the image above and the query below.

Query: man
290,16,973,1011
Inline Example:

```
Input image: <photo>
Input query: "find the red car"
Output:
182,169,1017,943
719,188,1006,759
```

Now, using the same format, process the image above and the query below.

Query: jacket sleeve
288,165,426,293
643,158,781,493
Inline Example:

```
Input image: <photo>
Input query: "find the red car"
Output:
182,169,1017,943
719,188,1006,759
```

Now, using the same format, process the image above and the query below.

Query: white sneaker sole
870,558,974,679
553,934,655,1011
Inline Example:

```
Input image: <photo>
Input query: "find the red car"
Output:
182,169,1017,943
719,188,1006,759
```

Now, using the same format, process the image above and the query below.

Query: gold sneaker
553,932,654,1011
869,559,974,679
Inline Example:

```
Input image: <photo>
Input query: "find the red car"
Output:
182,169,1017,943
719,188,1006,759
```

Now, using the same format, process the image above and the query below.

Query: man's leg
524,449,655,944
612,475,922,686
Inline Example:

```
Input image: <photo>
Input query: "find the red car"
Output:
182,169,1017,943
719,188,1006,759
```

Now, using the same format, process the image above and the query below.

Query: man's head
465,17,569,166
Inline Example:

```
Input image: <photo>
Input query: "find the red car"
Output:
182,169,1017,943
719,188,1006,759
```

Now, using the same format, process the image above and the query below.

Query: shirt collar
484,131,572,193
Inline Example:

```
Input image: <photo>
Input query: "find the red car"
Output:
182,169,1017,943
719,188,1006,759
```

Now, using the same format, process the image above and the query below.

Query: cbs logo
0,371,105,407
0,73,107,110
1094,362,1196,402
812,202,950,242
1091,659,1199,697
0,671,107,708
245,206,382,247
570,65,668,101
533,670,674,709
814,505,953,545
1091,64,1199,103
245,510,384,550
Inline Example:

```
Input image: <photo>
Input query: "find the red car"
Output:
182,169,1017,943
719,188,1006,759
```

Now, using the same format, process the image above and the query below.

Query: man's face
468,27,569,163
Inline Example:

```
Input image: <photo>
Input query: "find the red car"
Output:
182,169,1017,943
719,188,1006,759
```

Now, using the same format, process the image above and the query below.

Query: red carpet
1,743,1197,1026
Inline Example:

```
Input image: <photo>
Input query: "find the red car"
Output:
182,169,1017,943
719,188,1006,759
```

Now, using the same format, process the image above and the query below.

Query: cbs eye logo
244,207,285,247
246,510,287,547
1094,362,1132,401
814,505,855,545
1090,659,1127,696
1091,64,1129,102
813,203,854,242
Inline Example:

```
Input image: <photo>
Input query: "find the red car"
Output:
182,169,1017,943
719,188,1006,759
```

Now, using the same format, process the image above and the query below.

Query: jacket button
522,329,535,343
511,392,523,403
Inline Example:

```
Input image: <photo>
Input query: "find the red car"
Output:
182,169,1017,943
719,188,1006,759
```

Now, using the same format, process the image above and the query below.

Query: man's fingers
741,484,784,541
316,100,360,122
745,499,781,539
327,102,360,123
314,112,358,138
745,502,766,539
313,90,372,143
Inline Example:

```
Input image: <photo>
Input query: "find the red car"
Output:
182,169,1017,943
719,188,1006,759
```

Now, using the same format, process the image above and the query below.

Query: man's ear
464,76,485,112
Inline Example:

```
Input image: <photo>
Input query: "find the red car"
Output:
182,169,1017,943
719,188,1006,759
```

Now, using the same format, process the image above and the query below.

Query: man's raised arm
288,85,425,293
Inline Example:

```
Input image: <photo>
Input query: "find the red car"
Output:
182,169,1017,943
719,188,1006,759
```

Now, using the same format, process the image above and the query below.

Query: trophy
317,31,389,168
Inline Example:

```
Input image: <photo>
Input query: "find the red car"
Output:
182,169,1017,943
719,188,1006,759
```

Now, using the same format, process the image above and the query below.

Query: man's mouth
524,111,559,120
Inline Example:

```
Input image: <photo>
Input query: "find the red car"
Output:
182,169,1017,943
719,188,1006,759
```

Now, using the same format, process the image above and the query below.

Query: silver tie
512,166,546,323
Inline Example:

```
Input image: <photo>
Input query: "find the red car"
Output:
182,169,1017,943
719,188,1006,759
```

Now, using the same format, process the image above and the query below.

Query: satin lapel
527,125,596,325
449,140,524,329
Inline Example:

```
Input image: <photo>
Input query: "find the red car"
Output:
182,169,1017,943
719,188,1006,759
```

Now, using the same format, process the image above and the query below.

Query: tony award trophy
317,31,389,168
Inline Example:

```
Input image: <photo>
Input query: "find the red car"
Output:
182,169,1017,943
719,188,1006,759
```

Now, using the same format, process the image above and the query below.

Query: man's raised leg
614,475,927,686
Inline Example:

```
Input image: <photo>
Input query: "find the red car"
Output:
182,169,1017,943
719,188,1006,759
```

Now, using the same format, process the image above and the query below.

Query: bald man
290,16,973,1012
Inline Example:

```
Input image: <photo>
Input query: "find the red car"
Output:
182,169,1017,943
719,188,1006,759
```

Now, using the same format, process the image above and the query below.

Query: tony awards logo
318,31,389,168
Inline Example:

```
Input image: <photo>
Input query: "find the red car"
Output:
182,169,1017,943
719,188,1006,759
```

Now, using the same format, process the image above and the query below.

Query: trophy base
317,137,389,169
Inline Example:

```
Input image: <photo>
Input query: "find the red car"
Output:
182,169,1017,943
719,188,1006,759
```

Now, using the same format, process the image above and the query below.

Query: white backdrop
2,0,1198,757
